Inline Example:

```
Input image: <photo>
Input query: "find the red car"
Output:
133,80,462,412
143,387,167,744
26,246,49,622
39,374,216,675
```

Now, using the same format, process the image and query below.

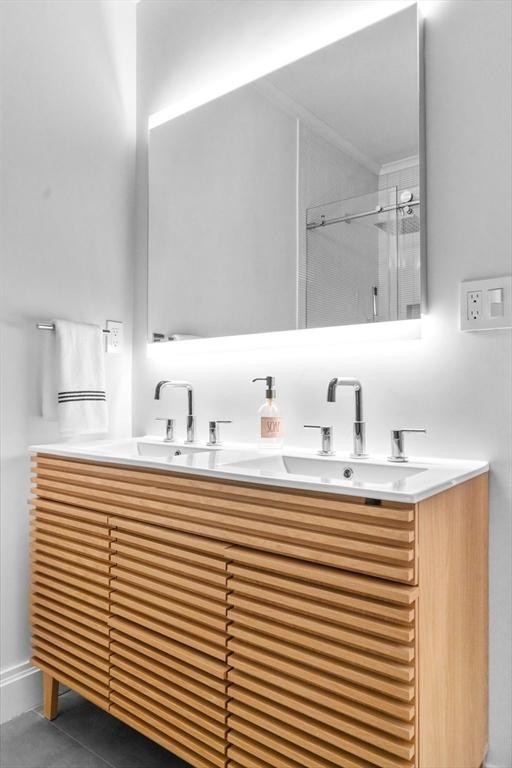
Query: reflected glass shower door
302,187,399,328
396,184,421,319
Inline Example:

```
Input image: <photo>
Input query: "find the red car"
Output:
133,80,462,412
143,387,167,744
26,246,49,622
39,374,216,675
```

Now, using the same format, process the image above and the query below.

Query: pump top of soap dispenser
252,377,276,399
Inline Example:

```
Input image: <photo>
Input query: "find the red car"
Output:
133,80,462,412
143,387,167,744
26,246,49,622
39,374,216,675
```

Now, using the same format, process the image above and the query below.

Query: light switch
460,277,512,331
488,288,504,317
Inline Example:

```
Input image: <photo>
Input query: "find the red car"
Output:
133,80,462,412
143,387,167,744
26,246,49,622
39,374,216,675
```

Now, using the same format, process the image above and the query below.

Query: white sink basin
224,454,427,485
83,438,214,460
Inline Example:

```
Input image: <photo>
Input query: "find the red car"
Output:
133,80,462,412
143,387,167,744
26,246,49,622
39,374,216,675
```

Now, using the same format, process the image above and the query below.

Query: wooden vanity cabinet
30,454,488,768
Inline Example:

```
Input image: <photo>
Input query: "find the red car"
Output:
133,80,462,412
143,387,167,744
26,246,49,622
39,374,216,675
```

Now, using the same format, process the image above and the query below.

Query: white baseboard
0,660,42,724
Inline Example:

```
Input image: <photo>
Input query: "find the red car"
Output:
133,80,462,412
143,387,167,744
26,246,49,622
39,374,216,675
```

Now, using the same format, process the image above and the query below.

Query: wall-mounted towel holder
36,323,110,334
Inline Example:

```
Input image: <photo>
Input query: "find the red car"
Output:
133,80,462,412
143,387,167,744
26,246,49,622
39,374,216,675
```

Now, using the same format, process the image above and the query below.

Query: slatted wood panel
109,517,231,768
33,455,416,583
30,501,111,711
226,548,417,768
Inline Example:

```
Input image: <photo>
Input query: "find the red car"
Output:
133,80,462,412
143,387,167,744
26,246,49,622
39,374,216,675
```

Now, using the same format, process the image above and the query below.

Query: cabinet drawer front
228,730,364,768
110,704,224,768
33,456,416,583
110,645,228,716
109,599,228,659
30,503,111,711
109,621,229,684
109,518,231,662
31,568,110,611
108,627,229,768
226,549,416,768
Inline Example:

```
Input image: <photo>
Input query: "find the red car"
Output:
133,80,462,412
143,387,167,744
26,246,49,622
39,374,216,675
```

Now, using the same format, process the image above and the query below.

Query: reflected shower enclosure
302,178,421,327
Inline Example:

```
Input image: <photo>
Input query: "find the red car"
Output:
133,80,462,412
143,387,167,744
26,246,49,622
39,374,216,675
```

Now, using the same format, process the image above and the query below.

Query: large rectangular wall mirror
148,4,425,342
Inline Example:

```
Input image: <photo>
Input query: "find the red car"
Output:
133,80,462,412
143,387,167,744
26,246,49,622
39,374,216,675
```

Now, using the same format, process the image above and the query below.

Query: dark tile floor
0,691,191,768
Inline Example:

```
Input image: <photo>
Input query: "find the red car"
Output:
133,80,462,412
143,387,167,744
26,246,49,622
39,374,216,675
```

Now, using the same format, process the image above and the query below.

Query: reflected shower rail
306,199,420,230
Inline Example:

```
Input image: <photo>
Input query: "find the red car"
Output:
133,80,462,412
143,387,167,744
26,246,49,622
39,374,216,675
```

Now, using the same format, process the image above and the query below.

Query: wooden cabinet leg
42,672,59,720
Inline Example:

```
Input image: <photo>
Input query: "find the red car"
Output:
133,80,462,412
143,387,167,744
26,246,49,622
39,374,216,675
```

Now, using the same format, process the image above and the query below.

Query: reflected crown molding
254,79,380,175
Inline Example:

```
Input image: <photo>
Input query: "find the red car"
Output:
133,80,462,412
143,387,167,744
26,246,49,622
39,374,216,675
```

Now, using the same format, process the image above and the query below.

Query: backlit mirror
148,5,424,341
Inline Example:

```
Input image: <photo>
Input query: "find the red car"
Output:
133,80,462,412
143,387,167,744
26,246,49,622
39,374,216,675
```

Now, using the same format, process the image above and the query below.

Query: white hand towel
43,319,108,437
41,328,58,421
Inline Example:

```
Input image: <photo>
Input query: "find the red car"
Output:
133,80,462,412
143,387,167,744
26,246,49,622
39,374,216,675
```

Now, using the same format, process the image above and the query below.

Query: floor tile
39,692,191,768
0,709,111,768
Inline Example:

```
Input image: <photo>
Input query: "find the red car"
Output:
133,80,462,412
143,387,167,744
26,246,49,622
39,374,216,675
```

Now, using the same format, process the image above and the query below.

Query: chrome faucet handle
304,425,335,456
156,417,175,442
388,428,426,463
206,420,232,447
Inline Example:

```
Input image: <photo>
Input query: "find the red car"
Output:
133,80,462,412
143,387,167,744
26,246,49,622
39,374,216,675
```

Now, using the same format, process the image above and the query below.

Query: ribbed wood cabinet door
108,517,231,768
226,547,418,768
30,498,111,711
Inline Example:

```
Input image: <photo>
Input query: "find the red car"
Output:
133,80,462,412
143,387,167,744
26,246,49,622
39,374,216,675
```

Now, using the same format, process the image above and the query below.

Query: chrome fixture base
304,425,334,456
156,417,175,443
388,428,426,462
206,420,232,446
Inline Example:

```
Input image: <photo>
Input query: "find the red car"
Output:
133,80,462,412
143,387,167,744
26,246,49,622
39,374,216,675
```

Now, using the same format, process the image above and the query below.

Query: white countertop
29,436,489,504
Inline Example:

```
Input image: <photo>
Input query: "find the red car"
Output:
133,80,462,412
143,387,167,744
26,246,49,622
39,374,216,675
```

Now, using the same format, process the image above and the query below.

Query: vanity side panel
417,474,488,768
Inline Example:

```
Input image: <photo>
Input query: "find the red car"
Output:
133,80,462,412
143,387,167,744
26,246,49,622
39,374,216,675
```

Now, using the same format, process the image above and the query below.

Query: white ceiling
265,5,419,169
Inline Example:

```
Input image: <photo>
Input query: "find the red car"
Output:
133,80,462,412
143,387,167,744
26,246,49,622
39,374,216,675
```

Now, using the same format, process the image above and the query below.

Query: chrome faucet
154,380,195,443
327,377,368,458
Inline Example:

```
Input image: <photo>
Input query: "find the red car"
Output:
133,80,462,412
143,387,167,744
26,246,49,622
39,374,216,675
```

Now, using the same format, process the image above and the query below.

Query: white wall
0,0,135,721
149,85,297,338
135,2,512,765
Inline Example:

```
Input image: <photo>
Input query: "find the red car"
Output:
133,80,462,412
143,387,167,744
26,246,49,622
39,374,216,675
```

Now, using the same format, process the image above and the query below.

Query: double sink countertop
30,436,489,504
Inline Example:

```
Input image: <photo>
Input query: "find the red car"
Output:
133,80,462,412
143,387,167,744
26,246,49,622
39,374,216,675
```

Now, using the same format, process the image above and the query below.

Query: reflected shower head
375,189,420,235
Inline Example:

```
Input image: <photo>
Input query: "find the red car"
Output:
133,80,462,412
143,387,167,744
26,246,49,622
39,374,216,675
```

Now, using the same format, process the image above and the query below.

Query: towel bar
36,323,110,334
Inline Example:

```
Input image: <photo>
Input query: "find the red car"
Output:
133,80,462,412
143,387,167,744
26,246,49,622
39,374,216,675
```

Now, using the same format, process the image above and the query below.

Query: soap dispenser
252,376,283,448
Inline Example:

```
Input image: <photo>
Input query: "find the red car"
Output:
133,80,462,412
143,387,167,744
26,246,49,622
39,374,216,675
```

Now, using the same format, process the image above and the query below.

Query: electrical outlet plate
460,277,512,331
106,320,123,353
466,290,482,322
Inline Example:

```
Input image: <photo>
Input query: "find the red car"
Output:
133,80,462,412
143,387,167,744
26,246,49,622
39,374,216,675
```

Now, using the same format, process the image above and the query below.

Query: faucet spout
154,380,195,442
154,380,168,400
327,377,367,458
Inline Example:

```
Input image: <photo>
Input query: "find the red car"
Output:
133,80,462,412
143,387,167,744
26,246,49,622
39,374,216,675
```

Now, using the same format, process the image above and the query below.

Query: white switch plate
460,277,512,331
106,320,123,353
